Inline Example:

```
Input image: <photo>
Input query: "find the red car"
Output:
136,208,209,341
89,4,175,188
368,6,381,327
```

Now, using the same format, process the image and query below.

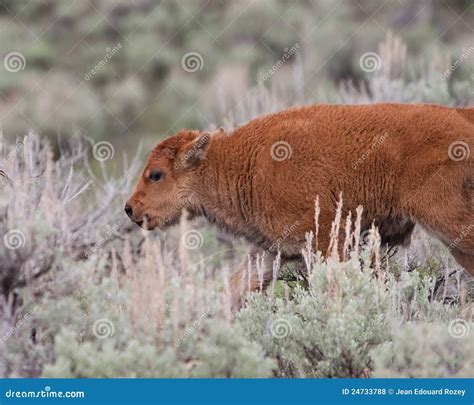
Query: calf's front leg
229,247,280,311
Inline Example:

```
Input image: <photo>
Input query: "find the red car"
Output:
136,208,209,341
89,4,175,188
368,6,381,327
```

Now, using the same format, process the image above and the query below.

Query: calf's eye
149,170,163,182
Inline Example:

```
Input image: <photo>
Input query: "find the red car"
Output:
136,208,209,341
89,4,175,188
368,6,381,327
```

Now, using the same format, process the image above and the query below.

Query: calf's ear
178,132,212,168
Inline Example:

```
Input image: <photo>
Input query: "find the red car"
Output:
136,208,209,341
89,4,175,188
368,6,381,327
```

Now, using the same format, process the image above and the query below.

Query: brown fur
126,103,474,306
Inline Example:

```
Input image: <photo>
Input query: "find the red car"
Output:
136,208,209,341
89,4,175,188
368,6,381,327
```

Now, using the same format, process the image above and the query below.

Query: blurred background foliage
0,0,473,155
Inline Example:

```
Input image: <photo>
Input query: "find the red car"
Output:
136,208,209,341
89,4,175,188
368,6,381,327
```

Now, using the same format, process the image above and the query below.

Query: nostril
124,204,133,218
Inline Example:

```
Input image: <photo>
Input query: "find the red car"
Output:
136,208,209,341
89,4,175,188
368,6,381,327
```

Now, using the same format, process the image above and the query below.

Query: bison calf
126,103,474,307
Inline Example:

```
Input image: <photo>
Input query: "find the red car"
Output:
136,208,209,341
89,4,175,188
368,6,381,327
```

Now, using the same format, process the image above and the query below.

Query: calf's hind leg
418,214,474,277
408,169,474,276
449,249,474,276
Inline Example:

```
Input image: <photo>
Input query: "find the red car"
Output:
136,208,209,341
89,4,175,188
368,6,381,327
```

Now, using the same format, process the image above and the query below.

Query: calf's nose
124,204,133,218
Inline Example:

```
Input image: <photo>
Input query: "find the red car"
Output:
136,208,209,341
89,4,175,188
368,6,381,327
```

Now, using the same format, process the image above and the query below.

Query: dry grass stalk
178,209,191,280
246,256,252,292
343,211,353,261
270,251,282,299
314,196,320,252
222,266,232,323
126,234,168,334
302,231,314,284
353,206,363,257
327,193,343,260
256,254,264,292
377,32,407,80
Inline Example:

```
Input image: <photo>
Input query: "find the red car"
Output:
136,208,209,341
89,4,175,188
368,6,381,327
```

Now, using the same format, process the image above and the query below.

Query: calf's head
125,129,214,230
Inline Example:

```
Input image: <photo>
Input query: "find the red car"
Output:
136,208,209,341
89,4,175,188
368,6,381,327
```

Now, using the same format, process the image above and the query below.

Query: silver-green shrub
372,322,474,378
